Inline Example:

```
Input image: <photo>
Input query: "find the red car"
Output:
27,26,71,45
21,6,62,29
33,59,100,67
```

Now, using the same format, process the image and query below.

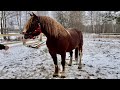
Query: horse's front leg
49,52,59,77
60,52,66,78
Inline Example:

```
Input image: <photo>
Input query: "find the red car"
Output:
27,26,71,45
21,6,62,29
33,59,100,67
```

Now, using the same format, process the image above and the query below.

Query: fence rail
99,33,120,35
0,34,46,47
0,34,23,37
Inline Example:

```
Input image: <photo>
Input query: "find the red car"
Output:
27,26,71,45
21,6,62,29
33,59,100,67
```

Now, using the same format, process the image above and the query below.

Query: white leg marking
60,71,65,78
78,50,82,69
68,56,72,66
75,57,78,65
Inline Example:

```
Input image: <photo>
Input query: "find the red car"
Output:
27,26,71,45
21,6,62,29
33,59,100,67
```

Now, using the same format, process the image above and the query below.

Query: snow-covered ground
0,34,120,79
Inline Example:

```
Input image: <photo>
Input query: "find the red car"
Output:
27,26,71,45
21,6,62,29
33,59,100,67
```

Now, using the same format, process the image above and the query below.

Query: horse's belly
46,43,64,54
47,47,66,54
66,44,78,52
66,38,79,52
66,47,76,52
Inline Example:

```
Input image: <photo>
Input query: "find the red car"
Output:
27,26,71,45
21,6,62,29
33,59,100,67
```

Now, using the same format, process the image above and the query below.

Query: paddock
0,33,120,79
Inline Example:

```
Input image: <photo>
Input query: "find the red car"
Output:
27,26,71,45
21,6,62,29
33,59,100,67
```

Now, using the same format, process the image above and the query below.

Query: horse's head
22,12,42,39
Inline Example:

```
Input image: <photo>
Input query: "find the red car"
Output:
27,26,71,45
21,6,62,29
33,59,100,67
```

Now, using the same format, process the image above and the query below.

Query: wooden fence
0,33,44,45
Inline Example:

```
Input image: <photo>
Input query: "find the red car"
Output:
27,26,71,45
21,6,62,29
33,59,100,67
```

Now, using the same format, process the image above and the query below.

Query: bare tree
0,11,7,40
53,11,69,28
37,11,49,16
0,11,3,34
69,11,83,30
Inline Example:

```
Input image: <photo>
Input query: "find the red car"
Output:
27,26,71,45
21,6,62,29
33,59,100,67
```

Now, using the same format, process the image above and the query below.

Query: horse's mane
39,16,68,38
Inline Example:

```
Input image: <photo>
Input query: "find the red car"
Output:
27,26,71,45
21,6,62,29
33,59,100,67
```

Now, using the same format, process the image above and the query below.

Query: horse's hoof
68,64,72,66
60,72,66,78
78,66,82,69
68,61,72,66
73,61,78,65
60,75,66,78
74,63,78,65
53,73,59,77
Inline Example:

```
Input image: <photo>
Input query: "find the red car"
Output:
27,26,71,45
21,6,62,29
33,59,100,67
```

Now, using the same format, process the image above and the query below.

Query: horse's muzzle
24,35,29,39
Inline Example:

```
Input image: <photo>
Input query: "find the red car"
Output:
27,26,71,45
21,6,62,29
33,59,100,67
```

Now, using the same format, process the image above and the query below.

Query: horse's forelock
23,17,34,33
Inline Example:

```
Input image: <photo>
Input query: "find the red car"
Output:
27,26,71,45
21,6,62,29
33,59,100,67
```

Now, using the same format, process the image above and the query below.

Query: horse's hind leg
68,51,73,66
75,47,78,65
78,45,83,69
49,52,59,77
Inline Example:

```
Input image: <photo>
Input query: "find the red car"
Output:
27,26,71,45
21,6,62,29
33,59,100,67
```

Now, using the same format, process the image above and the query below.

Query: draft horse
22,12,83,78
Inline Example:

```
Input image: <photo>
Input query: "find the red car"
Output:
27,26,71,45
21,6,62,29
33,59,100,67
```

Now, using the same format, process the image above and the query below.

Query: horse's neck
40,26,50,38
42,29,68,40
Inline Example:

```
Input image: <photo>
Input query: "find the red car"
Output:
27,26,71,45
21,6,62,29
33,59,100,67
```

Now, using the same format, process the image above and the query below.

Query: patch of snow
0,34,120,79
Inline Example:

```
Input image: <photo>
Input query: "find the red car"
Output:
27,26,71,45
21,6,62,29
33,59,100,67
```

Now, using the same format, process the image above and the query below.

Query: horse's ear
32,12,37,17
29,13,33,16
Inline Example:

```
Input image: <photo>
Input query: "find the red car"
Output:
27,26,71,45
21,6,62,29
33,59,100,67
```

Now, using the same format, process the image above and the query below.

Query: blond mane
23,16,68,38
39,16,68,38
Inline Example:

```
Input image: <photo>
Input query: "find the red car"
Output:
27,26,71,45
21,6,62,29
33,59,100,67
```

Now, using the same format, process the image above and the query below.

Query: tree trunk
26,11,28,22
19,11,22,32
3,11,7,40
1,11,3,34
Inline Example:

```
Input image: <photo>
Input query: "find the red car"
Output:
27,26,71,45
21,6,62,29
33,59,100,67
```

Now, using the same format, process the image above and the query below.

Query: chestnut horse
22,12,83,78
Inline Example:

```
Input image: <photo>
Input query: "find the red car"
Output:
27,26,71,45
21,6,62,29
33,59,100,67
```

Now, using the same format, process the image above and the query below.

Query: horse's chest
46,40,57,50
46,40,56,47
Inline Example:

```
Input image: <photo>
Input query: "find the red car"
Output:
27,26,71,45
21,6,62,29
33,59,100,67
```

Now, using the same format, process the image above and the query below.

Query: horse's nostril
24,35,28,39
22,32,26,34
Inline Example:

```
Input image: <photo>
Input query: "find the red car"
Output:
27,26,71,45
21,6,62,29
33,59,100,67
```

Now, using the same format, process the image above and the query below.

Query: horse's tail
78,31,83,52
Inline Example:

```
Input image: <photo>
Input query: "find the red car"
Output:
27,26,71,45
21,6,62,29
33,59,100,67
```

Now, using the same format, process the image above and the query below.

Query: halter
32,23,42,35
31,16,42,35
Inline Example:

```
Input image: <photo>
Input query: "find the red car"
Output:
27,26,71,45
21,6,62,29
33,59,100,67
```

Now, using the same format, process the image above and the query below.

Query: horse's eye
29,32,32,34
36,20,39,23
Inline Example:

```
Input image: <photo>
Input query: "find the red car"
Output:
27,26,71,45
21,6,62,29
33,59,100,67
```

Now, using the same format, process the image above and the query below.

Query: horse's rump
65,28,83,52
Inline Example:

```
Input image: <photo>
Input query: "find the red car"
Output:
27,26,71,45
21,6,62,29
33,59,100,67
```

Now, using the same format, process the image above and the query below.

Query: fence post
39,33,43,41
